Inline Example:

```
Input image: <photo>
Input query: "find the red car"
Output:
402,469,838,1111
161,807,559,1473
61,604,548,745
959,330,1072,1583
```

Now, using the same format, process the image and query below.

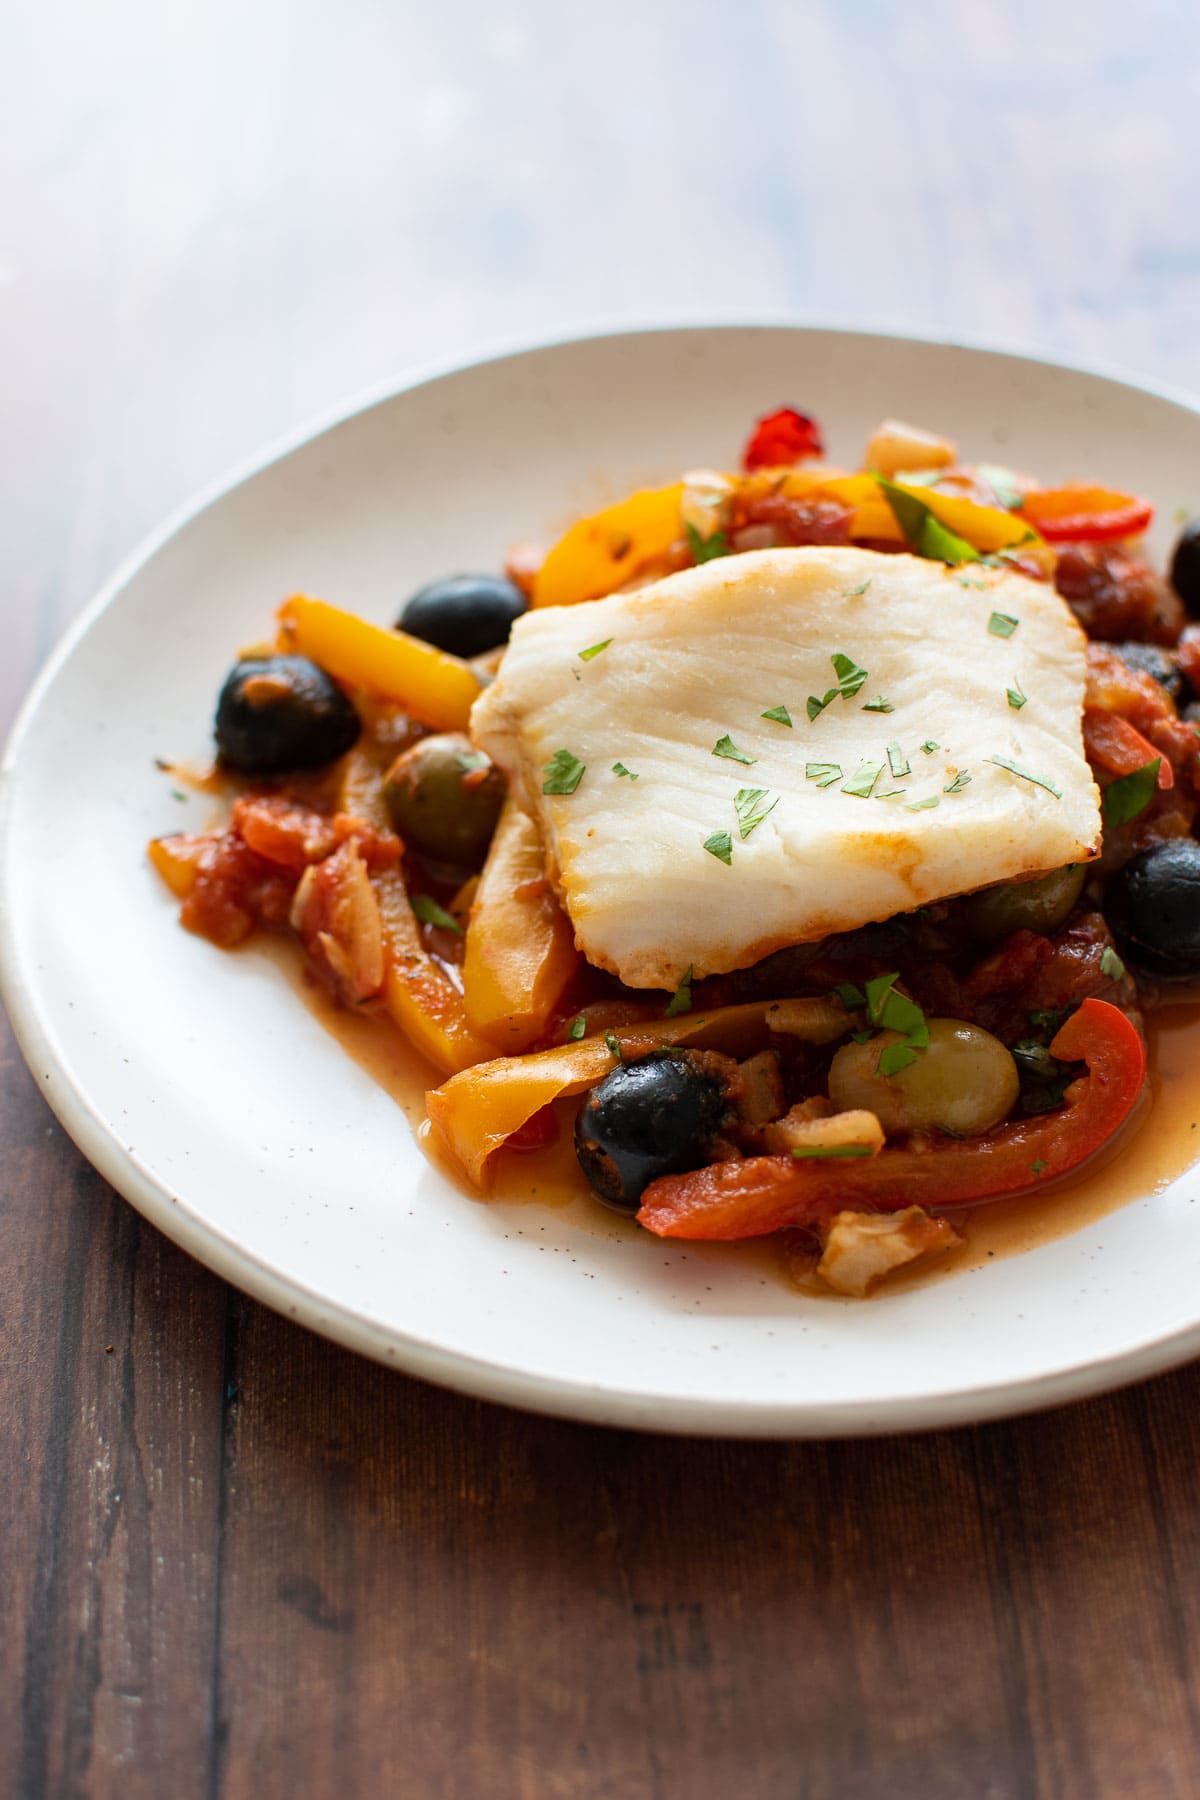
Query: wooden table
6,4,1200,1794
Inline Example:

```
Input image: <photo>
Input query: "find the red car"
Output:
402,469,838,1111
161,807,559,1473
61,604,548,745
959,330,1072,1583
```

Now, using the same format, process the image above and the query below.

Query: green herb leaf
887,740,911,779
862,696,895,713
1029,1006,1068,1037
761,704,793,727
988,611,1019,638
703,830,733,865
865,976,929,1046
791,1143,876,1160
834,982,866,1011
943,771,972,794
958,576,989,590
805,761,843,788
1007,679,1027,711
845,579,872,598
906,795,940,811
411,895,463,936
921,514,981,564
1031,1158,1048,1177
542,749,586,794
874,788,907,800
713,734,757,766
987,755,1062,799
851,1030,874,1043
1100,946,1127,981
921,740,940,755
878,1042,919,1077
456,749,490,773
687,521,730,564
875,477,981,565
807,693,833,722
666,966,693,1017
842,760,884,799
568,1015,587,1041
831,652,869,699
734,786,779,839
612,761,639,780
1102,758,1160,826
605,1031,624,1062
978,464,1026,510
578,638,612,662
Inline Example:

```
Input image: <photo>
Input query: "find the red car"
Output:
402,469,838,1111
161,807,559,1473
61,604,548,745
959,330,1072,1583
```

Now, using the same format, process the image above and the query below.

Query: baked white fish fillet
470,547,1101,990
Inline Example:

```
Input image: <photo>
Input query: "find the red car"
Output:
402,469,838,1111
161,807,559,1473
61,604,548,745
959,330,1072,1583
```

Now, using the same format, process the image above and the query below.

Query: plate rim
6,316,1200,1438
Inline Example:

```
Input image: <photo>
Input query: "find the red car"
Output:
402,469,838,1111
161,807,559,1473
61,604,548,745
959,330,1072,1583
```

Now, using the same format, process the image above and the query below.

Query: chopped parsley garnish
874,788,907,800
906,795,940,811
987,755,1062,799
864,973,930,1046
958,577,989,591
734,786,778,839
456,748,490,773
878,1043,919,1077
1031,1159,1048,1177
703,830,733,865
411,895,463,936
806,693,832,722
687,521,730,563
862,696,895,713
842,760,884,799
1007,679,1027,711
612,761,639,780
666,966,693,1017
921,740,940,754
875,476,981,565
713,733,757,765
542,749,586,794
605,1032,624,1062
1100,946,1127,981
830,652,869,698
805,761,843,788
845,579,872,598
887,741,911,779
761,704,793,727
791,1143,875,1159
978,464,1026,510
943,771,972,794
568,1015,587,1041
1102,758,1160,826
834,982,866,1011
988,611,1019,638
577,638,612,661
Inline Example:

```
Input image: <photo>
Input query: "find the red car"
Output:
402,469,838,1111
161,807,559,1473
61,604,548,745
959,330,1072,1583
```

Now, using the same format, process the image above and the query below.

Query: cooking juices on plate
149,407,1200,1297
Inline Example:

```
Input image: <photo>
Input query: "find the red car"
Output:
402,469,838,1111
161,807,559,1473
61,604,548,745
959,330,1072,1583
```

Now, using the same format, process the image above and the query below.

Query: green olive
828,1018,1019,1137
382,732,505,865
961,863,1086,944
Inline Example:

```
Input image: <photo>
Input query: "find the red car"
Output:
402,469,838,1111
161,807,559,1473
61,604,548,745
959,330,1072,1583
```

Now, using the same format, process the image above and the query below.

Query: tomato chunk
741,407,824,470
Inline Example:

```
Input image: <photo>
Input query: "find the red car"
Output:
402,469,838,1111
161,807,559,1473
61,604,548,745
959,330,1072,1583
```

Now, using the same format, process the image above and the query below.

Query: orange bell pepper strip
373,868,494,1074
816,475,904,543
637,998,1146,1240
1019,487,1154,543
1083,709,1173,789
426,996,852,1187
277,594,483,732
531,484,684,608
462,797,579,1052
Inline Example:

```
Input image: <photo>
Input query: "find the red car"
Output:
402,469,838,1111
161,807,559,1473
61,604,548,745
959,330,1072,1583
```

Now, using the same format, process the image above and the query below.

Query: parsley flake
845,579,872,598
862,696,895,713
843,760,884,799
834,983,866,1010
1007,679,1027,711
578,638,612,661
687,521,730,564
713,734,756,766
878,1043,919,1077
865,974,930,1046
1102,758,1160,826
906,795,940,811
1031,1158,1048,1178
542,749,586,794
411,895,463,936
567,1015,587,1041
921,740,940,755
703,830,733,865
666,966,693,1017
943,771,972,794
807,693,833,722
874,788,907,800
761,704,793,727
1100,946,1127,982
988,611,1019,638
805,761,843,788
987,755,1062,799
612,761,639,780
734,786,779,839
791,1143,875,1160
605,1032,624,1062
831,652,869,699
887,741,911,779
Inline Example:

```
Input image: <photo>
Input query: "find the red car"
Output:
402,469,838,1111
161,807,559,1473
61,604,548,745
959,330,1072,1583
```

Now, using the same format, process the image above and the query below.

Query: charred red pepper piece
637,999,1146,1240
741,407,824,470
1022,486,1154,543
1084,708,1174,789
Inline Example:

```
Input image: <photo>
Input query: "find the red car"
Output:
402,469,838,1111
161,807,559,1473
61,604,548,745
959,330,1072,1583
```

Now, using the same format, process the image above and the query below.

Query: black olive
1108,640,1184,704
574,1050,731,1213
214,655,361,774
1171,520,1200,615
397,575,528,658
1104,839,1200,978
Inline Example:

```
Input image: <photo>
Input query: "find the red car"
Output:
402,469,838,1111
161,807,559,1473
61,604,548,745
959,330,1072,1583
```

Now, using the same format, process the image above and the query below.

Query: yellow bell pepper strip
277,594,482,732
876,478,1041,559
373,867,494,1074
461,797,579,1052
531,484,685,608
426,997,853,1186
815,475,905,543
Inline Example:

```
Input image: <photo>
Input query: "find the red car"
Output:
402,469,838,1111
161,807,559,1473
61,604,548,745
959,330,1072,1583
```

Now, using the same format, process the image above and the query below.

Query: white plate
5,324,1200,1436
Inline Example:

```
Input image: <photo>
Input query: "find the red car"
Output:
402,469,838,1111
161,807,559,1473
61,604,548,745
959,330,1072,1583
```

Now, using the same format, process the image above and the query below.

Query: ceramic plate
5,325,1200,1436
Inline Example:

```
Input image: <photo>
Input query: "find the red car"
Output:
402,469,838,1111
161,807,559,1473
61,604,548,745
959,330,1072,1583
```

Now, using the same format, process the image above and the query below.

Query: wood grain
6,1,1200,1794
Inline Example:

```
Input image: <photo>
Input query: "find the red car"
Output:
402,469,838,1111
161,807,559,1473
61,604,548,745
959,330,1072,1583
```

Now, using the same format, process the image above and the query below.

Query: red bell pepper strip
637,998,1146,1241
1084,708,1173,789
1019,486,1154,543
741,407,824,470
